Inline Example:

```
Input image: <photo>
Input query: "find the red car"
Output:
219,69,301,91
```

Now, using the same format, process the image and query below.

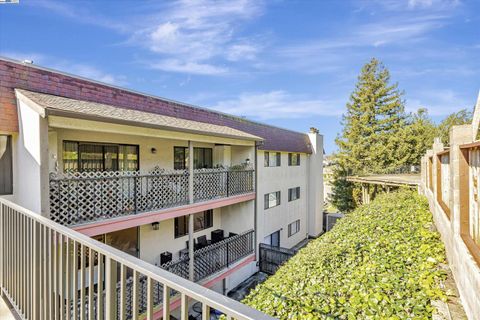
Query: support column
361,184,366,204
366,184,370,204
188,141,194,281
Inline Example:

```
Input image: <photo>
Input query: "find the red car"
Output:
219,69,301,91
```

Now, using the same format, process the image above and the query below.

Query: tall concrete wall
421,125,480,320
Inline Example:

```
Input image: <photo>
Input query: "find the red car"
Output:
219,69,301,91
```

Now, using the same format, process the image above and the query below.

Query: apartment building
0,56,323,317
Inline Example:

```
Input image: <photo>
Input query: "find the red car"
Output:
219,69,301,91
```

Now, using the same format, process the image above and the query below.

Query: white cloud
150,59,228,75
129,0,264,74
64,64,127,85
211,90,342,120
407,0,460,9
25,0,126,32
362,0,460,11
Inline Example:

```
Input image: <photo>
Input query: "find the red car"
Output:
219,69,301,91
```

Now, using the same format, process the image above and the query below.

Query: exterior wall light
151,222,160,230
245,158,250,165
151,147,157,154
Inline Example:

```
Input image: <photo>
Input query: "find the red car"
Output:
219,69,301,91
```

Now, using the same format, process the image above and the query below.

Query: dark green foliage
329,167,356,213
244,191,447,319
397,108,437,167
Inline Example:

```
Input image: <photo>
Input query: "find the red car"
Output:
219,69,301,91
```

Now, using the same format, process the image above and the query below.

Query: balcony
49,168,255,226
162,229,255,282
0,198,272,320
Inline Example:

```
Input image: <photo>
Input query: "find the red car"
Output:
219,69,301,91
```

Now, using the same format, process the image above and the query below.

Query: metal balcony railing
162,230,255,282
0,198,274,320
49,168,255,226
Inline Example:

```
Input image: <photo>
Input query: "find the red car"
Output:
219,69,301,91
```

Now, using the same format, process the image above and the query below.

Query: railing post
105,257,118,320
134,175,138,214
226,241,230,267
188,141,195,282
32,221,41,320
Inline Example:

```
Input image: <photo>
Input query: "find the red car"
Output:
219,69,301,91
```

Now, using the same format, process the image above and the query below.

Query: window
288,220,300,237
63,141,139,172
174,210,213,238
264,191,281,209
92,227,139,258
264,230,280,247
264,152,281,167
0,135,12,195
288,153,300,166
288,187,300,201
174,146,187,170
173,147,213,170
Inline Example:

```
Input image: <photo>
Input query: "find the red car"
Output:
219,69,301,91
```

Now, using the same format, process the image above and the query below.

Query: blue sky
0,0,479,153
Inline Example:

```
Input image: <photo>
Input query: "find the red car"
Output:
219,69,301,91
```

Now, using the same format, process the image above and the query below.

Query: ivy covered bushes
244,190,446,319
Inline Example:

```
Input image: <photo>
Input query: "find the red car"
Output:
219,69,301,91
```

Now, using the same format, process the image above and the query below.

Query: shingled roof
16,89,261,141
0,57,312,153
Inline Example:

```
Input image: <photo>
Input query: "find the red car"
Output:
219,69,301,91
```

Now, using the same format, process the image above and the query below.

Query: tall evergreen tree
331,58,406,211
335,58,406,174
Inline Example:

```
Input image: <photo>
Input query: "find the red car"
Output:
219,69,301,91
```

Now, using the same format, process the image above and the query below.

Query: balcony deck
162,229,255,282
49,168,255,227
0,197,273,320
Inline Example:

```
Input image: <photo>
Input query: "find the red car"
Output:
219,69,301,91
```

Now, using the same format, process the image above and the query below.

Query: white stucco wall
12,98,49,215
307,132,324,237
220,201,255,235
256,151,309,249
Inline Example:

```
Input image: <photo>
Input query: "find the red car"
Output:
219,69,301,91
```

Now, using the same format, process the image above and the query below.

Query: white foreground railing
0,198,274,320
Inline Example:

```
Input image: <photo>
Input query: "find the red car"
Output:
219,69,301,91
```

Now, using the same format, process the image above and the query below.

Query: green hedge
244,190,446,319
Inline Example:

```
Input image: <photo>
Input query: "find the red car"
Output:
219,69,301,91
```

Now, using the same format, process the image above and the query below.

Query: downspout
306,153,311,239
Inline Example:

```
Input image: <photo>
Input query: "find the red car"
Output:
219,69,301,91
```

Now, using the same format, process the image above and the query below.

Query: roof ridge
0,56,309,137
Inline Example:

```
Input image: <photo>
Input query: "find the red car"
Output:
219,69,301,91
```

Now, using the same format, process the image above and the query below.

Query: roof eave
45,108,262,142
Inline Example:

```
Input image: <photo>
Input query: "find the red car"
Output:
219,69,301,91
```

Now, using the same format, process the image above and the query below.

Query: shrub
244,190,446,319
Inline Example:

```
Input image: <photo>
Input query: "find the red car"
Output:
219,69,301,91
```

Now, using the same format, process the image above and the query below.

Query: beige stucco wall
48,128,254,173
139,208,222,265
138,201,254,266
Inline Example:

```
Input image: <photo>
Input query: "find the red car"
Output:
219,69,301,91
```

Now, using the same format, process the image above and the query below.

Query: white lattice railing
0,198,273,320
162,230,255,282
49,168,255,226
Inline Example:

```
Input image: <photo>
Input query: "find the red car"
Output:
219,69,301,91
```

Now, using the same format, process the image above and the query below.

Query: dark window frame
265,230,281,247
174,210,214,238
288,153,301,166
264,191,281,209
173,146,213,170
63,140,139,172
0,135,13,195
264,151,281,167
288,220,300,237
288,187,301,201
